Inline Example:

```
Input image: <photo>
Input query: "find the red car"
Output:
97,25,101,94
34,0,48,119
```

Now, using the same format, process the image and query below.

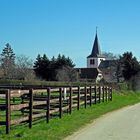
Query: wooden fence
0,85,112,134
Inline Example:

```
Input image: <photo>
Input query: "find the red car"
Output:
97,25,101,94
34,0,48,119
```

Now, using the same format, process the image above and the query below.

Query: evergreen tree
34,54,50,80
0,43,16,79
119,52,140,81
55,54,75,69
53,54,75,80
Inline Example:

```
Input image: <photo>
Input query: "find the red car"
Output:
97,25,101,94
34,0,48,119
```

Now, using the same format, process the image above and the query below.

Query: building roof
87,32,102,58
99,60,117,69
76,68,99,79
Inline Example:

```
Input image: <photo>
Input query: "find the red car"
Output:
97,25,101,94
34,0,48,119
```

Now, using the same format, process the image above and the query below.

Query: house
76,68,102,82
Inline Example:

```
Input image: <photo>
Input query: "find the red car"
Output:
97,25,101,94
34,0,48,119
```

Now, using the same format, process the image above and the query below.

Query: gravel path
64,103,140,140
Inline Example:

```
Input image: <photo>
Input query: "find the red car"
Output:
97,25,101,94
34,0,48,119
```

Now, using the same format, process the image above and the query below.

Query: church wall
87,57,105,68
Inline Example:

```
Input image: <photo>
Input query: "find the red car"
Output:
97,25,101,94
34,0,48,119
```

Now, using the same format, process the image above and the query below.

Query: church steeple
87,29,101,58
87,29,105,68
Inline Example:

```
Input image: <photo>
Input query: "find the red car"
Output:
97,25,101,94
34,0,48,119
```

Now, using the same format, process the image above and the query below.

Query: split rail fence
0,85,112,134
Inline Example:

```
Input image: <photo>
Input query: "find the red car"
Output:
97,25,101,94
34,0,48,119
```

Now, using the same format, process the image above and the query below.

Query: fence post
102,86,104,102
69,87,72,114
105,87,108,102
89,86,92,106
99,86,101,103
29,89,33,128
94,86,97,104
107,87,109,101
84,86,87,108
77,86,80,110
47,88,50,123
6,89,10,134
59,88,63,118
110,87,112,101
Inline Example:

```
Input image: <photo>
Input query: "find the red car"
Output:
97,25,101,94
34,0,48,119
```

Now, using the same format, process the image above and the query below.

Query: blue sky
0,0,140,67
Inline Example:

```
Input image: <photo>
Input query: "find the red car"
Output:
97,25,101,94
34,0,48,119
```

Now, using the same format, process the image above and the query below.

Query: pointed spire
96,26,98,34
87,28,102,58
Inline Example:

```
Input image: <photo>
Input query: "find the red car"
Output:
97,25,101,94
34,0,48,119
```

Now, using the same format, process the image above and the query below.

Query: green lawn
0,90,140,140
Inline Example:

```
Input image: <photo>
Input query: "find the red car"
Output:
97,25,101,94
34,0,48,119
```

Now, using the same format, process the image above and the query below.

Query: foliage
115,59,124,83
127,72,140,91
0,43,16,79
34,54,75,81
102,51,119,60
0,44,35,80
0,79,93,87
119,52,140,81
117,82,129,91
114,52,140,84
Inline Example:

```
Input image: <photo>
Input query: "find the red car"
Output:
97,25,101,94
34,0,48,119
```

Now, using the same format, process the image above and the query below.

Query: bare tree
102,51,119,60
56,66,78,82
15,55,35,80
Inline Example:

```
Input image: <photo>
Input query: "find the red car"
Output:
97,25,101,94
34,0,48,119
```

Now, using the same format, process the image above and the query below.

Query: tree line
103,52,140,82
33,54,77,81
0,43,140,85
0,43,35,80
0,43,77,81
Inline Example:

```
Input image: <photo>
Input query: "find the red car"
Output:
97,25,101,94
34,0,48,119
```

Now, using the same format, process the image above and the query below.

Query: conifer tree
0,43,15,79
119,52,140,81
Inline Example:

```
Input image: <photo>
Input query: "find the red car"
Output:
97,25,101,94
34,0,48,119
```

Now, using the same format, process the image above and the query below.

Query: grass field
0,90,140,140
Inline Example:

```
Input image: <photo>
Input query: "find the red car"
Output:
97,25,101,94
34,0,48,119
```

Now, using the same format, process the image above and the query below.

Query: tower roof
87,32,102,58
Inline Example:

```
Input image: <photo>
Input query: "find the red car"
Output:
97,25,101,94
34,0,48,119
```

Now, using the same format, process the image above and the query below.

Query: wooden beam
90,86,92,106
77,86,80,110
6,89,10,134
47,88,50,123
59,88,62,118
29,89,33,128
84,86,87,108
69,87,72,114
94,86,97,104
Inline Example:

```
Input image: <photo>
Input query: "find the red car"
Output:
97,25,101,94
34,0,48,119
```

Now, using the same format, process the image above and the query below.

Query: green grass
0,79,93,87
0,90,140,140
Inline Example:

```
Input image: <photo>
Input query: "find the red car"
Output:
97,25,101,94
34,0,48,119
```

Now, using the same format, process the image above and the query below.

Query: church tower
87,30,105,68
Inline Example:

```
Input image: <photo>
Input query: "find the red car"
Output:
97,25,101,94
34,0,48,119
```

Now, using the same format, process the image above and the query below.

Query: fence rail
0,85,112,134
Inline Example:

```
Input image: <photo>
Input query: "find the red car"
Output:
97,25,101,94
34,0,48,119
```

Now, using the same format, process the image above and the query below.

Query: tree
55,54,75,69
34,54,50,80
0,43,16,79
119,52,140,81
115,59,123,83
15,55,35,80
52,54,75,80
56,66,78,82
102,52,119,60
33,54,75,81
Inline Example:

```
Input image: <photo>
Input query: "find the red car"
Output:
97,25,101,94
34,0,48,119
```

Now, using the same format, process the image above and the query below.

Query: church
76,30,118,83
76,30,106,83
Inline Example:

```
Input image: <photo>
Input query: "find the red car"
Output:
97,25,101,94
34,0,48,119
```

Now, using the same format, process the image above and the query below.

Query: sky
0,0,140,67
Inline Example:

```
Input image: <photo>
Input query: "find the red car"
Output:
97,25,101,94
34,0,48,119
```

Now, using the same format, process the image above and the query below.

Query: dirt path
64,103,140,140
